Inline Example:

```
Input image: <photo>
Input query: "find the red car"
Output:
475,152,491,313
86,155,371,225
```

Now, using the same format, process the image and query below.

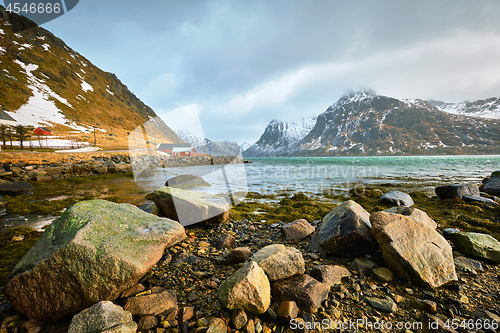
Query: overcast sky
15,0,500,143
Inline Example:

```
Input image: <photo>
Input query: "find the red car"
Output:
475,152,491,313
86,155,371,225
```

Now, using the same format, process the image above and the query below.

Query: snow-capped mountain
246,90,500,156
243,116,317,157
430,98,500,119
239,141,254,151
174,129,207,149
174,129,246,156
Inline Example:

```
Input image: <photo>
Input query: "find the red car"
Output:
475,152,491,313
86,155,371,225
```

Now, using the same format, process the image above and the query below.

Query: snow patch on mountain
238,141,254,151
174,129,206,148
6,60,93,132
244,116,317,156
430,98,500,119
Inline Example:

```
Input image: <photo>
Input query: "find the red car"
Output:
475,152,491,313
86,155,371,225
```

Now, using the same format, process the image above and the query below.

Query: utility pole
93,126,96,146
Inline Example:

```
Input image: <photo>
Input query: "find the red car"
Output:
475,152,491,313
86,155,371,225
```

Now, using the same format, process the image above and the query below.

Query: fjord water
243,155,500,195
138,155,500,197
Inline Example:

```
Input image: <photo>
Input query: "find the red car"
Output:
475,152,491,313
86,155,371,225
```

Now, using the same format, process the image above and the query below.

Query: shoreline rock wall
0,155,246,183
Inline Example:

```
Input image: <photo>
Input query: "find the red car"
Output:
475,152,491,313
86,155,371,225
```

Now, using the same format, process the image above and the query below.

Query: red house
172,147,194,157
34,127,51,135
158,143,194,156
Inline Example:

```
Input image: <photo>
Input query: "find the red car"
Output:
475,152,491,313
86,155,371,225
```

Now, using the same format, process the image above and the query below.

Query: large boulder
482,171,500,195
370,211,456,288
0,180,34,195
250,244,305,281
68,301,137,333
448,232,500,263
272,274,328,313
383,206,437,230
380,191,414,207
165,174,210,189
314,200,378,257
435,183,480,200
2,199,186,322
152,186,229,226
218,261,271,314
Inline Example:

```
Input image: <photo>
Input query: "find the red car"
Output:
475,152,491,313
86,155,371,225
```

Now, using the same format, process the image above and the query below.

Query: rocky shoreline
0,171,500,333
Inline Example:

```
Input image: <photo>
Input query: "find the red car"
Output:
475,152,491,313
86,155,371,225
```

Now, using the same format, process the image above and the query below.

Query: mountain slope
430,98,500,119
244,117,316,157
0,5,182,146
174,129,207,149
247,90,500,156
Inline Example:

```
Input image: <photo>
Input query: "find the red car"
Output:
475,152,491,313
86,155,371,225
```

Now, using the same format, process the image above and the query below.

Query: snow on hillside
238,141,254,151
6,60,92,132
268,116,317,147
431,98,500,119
244,116,317,156
174,129,206,148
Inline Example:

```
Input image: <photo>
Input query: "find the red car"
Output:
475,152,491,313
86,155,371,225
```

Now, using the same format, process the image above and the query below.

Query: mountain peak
340,89,379,102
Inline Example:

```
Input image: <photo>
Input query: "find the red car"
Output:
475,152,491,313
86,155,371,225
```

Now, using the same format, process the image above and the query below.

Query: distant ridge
245,90,500,156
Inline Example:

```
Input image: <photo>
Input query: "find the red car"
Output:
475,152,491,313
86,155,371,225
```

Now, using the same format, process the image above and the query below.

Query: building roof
158,143,193,150
0,110,16,123
172,147,193,153
35,127,51,132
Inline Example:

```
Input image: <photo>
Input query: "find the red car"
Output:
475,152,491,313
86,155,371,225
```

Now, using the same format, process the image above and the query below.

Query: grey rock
166,174,210,189
380,191,414,207
462,194,498,206
213,234,236,249
68,301,137,333
251,244,305,281
350,257,377,276
225,247,252,265
435,183,480,200
309,265,350,290
454,256,484,272
282,219,315,241
482,171,500,195
365,297,397,313
152,186,230,226
272,274,328,313
315,200,378,257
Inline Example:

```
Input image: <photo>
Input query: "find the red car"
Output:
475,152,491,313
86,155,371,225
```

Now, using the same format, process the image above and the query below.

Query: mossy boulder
2,199,186,322
152,186,229,226
448,232,500,263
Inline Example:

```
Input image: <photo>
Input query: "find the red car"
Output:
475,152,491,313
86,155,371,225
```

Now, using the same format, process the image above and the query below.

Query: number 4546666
5,2,61,14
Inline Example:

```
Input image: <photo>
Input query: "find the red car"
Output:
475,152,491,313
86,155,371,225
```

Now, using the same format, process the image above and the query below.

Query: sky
7,0,500,144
